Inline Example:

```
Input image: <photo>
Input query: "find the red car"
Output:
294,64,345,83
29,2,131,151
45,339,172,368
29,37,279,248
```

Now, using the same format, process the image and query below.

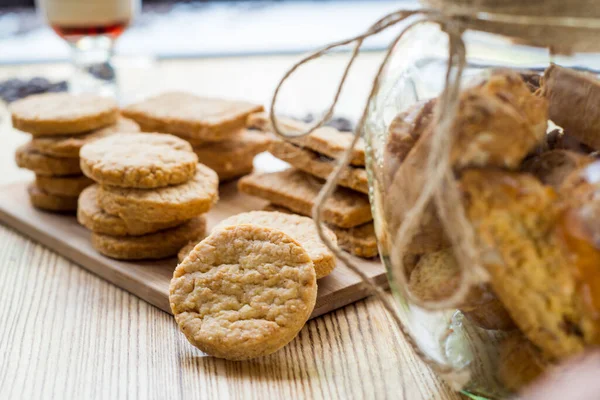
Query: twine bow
269,8,481,385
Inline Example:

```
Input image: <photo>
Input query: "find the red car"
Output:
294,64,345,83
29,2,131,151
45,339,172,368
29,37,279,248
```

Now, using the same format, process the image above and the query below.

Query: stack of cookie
122,92,271,182
77,132,219,260
9,92,138,212
242,112,379,258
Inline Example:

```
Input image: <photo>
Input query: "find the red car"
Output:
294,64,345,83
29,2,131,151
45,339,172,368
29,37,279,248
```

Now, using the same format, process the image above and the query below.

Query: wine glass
35,0,140,98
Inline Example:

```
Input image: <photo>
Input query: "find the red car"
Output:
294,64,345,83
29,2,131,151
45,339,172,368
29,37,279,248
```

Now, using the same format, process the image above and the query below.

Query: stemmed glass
35,0,140,98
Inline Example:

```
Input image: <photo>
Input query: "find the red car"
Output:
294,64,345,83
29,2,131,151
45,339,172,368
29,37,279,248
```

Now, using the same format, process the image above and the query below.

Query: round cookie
78,185,186,236
10,93,118,135
215,211,337,279
98,164,219,223
35,175,93,196
29,117,140,158
91,216,207,260
16,143,82,176
80,132,198,188
28,184,78,212
170,224,317,360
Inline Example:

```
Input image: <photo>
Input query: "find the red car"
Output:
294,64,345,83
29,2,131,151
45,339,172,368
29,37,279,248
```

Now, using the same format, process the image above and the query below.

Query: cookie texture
28,184,78,212
269,139,368,194
80,132,198,188
98,164,219,223
264,204,379,258
193,130,271,181
462,168,600,359
170,224,317,360
215,211,337,279
35,175,93,196
91,216,207,260
16,143,82,176
10,93,118,135
238,169,372,228
247,112,365,166
78,185,185,236
29,117,140,158
122,92,264,141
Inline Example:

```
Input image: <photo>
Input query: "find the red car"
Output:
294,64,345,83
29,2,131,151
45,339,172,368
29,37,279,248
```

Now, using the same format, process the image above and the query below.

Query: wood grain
0,56,462,399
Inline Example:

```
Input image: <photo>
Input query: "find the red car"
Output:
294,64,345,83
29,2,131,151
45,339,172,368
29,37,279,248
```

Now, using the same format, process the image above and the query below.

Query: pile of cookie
242,112,379,258
170,210,339,360
384,66,600,393
77,132,219,260
10,92,139,212
121,92,271,182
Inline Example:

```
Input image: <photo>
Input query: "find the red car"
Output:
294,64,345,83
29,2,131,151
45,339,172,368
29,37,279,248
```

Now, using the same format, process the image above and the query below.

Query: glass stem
69,35,118,98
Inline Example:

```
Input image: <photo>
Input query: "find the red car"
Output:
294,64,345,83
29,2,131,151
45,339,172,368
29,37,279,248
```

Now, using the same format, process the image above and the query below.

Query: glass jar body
364,21,600,399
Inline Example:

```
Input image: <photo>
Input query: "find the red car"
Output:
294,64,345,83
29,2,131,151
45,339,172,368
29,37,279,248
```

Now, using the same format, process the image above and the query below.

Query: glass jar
364,3,600,399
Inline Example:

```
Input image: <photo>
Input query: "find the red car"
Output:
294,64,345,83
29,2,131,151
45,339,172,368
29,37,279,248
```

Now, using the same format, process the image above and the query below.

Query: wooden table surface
0,55,461,400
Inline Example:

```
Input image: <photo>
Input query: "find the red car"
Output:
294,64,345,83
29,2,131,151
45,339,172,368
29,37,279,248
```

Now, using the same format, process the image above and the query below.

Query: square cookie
123,92,264,141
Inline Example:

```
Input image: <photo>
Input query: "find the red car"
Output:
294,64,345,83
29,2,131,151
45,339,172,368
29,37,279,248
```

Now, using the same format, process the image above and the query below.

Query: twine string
269,9,472,377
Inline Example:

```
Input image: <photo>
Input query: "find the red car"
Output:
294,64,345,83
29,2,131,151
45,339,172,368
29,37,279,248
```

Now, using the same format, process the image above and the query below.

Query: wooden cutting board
0,180,387,318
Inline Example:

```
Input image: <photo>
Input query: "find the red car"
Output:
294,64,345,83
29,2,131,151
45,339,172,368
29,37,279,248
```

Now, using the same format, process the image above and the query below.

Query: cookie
98,164,219,223
170,224,317,360
215,211,337,279
122,92,264,141
80,132,198,189
35,174,93,196
238,169,371,228
78,185,186,236
177,240,197,264
248,112,365,166
498,333,549,393
462,168,600,359
541,64,600,150
521,150,593,190
16,143,82,176
264,204,379,258
10,93,118,135
91,216,207,260
29,117,140,158
27,184,78,212
193,130,271,181
269,139,368,194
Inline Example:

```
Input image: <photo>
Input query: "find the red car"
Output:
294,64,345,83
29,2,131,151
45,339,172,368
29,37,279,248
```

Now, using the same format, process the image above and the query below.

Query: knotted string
269,8,474,384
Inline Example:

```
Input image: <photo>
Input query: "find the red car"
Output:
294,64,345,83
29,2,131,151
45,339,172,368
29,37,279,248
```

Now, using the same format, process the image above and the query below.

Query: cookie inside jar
370,61,600,398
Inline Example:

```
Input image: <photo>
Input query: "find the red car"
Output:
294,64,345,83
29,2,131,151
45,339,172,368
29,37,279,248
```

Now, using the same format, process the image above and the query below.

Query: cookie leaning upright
80,132,198,188
170,224,317,360
10,92,118,135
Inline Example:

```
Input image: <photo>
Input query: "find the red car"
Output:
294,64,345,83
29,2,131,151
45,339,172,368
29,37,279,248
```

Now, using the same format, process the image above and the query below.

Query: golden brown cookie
122,92,264,141
193,130,271,181
80,132,198,188
247,112,366,166
16,143,82,176
462,168,600,359
35,174,93,197
27,184,78,212
177,240,197,264
28,117,140,158
215,211,337,279
91,216,207,260
269,139,368,194
264,203,379,258
10,93,118,135
98,164,219,223
238,169,372,228
170,224,317,360
78,185,186,236
498,333,550,393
